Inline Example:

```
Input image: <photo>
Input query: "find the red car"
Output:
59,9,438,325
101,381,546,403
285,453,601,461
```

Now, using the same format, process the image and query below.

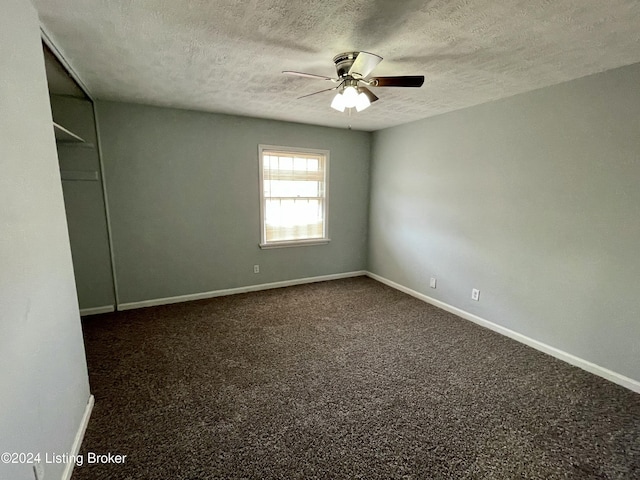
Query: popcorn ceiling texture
35,0,640,131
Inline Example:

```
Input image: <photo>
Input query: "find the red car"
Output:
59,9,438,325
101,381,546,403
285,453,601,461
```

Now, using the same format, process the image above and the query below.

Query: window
259,145,329,248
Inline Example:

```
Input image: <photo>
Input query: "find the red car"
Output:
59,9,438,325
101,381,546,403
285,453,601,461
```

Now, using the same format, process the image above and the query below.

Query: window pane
279,156,293,171
266,180,320,198
293,157,307,171
265,199,320,223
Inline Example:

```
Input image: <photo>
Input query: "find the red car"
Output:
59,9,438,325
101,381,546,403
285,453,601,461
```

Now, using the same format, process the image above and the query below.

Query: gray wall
52,95,115,311
369,63,640,382
95,101,371,305
0,1,90,479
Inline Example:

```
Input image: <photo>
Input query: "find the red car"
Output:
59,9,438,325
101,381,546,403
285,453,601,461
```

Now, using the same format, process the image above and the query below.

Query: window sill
259,239,331,249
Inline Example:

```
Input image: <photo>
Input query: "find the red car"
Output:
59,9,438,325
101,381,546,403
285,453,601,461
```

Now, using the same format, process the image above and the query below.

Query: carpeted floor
73,277,639,479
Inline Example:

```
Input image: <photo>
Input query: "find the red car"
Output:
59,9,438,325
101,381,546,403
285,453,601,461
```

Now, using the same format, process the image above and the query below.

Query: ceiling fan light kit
330,78,372,112
330,87,371,112
284,52,425,114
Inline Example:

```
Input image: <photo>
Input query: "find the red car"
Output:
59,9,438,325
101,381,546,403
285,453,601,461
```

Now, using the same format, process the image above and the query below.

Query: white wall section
369,63,640,384
0,1,91,479
95,101,371,305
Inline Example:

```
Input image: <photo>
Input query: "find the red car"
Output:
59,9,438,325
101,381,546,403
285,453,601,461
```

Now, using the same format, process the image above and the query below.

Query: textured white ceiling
34,0,640,131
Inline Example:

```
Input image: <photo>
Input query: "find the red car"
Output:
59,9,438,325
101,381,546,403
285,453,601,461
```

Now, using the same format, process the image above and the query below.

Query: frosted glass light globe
342,86,359,108
355,92,371,112
330,93,346,112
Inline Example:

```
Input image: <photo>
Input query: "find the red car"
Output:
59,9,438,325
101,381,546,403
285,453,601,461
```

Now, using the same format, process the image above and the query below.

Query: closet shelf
53,121,86,144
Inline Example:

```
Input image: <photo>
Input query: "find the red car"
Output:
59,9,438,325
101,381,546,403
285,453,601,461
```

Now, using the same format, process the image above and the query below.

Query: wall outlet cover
471,288,480,301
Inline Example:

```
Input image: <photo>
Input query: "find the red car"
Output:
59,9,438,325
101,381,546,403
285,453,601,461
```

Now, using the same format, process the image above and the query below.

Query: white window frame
258,144,330,249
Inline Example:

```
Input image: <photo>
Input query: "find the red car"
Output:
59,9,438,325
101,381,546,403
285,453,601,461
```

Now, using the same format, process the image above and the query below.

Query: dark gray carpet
73,277,640,479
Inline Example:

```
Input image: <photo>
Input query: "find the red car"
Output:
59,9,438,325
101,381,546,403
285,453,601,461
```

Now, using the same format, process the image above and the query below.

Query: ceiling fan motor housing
333,52,358,78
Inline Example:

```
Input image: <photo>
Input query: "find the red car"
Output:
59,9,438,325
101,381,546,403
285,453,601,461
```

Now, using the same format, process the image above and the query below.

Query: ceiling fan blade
283,70,334,81
359,87,379,103
371,75,425,87
348,52,383,79
297,85,339,99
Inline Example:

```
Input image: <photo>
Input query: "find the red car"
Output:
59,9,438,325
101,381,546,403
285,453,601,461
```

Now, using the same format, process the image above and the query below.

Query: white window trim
258,144,330,249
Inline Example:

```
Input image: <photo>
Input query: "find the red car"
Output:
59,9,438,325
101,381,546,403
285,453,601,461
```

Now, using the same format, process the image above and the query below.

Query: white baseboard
79,305,115,316
118,271,367,311
61,394,94,480
366,272,640,394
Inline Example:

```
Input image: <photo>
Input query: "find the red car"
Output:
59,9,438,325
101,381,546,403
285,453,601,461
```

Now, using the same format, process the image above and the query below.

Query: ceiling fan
283,51,424,113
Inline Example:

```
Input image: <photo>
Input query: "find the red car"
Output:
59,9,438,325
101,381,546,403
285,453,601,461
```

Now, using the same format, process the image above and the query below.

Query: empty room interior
2,0,640,479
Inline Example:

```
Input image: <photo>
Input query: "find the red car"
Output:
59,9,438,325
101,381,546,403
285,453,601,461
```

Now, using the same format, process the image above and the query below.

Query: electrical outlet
253,265,260,274
33,460,44,480
471,288,480,301
429,277,437,289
